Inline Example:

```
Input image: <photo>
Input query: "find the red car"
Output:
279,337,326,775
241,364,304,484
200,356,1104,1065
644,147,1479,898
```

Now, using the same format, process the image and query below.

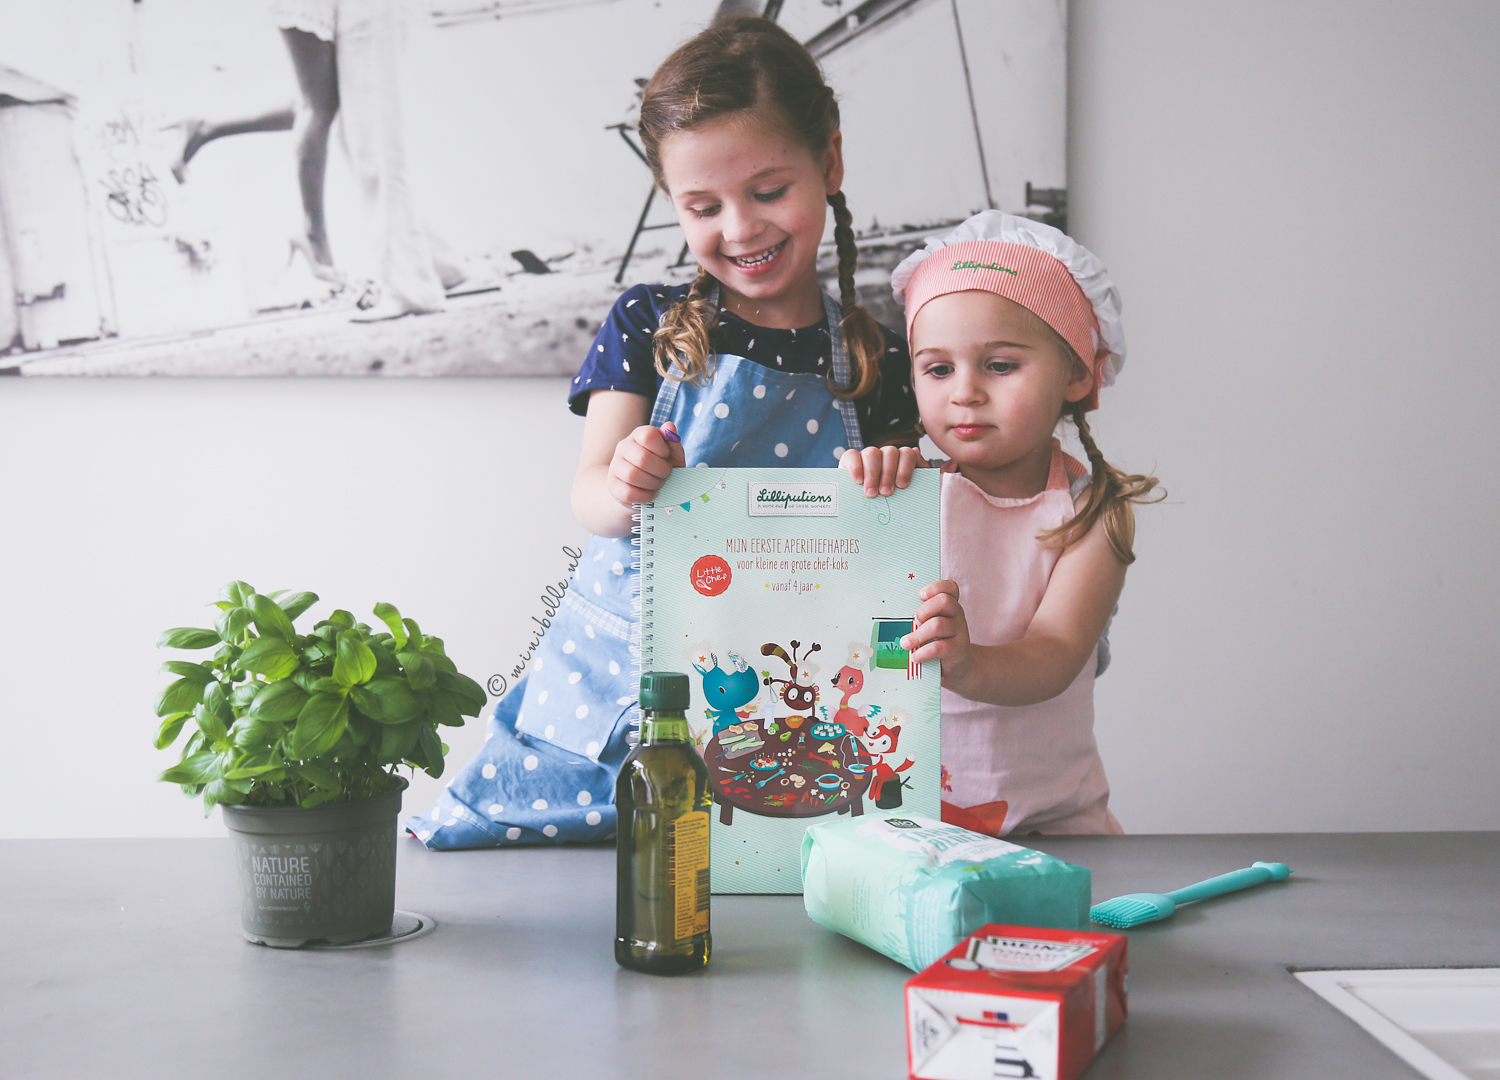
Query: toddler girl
844,211,1159,836
409,16,919,848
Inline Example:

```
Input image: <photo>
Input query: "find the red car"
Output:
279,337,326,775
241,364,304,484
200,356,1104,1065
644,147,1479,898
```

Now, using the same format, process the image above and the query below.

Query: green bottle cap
639,671,690,710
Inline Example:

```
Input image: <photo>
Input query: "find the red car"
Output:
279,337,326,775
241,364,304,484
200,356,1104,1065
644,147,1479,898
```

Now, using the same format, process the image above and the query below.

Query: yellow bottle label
671,811,710,941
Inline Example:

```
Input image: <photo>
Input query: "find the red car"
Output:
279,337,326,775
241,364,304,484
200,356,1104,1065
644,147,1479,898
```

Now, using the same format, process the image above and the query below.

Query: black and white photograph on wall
0,0,1065,376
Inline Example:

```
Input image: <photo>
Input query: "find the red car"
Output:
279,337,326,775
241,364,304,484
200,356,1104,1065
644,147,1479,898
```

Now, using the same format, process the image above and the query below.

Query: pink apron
939,443,1123,836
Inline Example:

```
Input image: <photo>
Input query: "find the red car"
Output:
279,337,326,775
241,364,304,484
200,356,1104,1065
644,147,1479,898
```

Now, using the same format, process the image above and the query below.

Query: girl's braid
652,265,719,381
827,189,882,400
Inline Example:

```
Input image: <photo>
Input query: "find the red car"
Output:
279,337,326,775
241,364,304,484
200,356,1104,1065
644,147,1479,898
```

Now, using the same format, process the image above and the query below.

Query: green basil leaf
300,788,340,808
236,636,300,681
157,627,220,650
154,712,191,750
291,693,348,759
230,717,278,751
196,702,229,745
416,723,444,779
159,749,218,786
219,581,256,607
230,682,261,710
249,593,296,642
327,609,355,631
428,690,464,727
398,649,436,690
368,639,399,675
201,681,234,729
224,761,282,780
277,591,319,621
161,660,215,684
379,720,421,762
244,680,309,724
155,677,205,717
436,670,488,716
296,764,341,790
363,676,423,723
309,676,346,695
420,643,458,674
333,630,377,687
201,779,242,812
372,602,408,648
344,714,374,747
215,605,253,643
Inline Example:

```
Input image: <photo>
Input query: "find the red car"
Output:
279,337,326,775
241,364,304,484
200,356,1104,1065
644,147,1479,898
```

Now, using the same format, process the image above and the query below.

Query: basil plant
154,581,486,813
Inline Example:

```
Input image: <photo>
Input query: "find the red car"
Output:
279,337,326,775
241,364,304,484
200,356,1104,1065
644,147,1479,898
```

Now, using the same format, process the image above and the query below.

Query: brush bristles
1089,899,1160,928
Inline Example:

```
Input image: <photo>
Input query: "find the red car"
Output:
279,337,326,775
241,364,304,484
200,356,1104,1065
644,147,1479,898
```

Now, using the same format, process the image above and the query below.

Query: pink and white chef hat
890,210,1125,411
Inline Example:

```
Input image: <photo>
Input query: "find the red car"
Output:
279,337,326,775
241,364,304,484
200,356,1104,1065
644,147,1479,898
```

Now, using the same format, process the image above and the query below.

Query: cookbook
637,467,941,893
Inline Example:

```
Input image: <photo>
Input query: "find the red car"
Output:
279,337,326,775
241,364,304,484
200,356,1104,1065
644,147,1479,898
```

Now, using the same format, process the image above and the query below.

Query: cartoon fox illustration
861,722,914,809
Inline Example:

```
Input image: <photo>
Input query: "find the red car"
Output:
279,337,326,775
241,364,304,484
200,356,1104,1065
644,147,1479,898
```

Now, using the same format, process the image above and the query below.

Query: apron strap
649,284,722,429
823,291,865,453
649,286,865,454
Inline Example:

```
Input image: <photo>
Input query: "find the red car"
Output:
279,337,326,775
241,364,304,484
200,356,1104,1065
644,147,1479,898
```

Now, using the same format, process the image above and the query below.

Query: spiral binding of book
629,505,653,743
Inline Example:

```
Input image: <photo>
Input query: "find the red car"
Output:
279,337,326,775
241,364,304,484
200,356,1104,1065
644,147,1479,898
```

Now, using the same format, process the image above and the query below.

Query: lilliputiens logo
749,481,839,517
951,259,1018,275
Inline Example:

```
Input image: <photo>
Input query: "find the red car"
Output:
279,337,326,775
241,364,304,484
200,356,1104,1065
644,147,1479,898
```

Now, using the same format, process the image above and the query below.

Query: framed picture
0,0,1064,375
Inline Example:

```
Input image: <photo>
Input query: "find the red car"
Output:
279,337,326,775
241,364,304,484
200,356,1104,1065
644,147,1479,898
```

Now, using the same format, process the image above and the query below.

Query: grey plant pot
220,777,408,948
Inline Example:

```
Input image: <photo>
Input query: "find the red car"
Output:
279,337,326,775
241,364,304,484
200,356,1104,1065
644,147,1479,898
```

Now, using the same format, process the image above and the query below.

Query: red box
904,924,1128,1080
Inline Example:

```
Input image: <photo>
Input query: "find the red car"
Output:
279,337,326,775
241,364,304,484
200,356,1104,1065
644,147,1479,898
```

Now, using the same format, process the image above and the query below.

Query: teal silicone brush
1089,861,1292,928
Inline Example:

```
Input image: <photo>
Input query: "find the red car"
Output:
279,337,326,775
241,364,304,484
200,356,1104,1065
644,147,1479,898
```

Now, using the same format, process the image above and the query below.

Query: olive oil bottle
615,671,712,974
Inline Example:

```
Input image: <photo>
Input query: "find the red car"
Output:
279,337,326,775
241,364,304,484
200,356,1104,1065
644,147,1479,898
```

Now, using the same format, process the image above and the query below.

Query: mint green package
800,815,1091,972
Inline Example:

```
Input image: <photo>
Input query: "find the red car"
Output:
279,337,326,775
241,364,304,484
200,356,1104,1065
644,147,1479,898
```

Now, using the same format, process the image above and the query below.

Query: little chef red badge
690,555,731,596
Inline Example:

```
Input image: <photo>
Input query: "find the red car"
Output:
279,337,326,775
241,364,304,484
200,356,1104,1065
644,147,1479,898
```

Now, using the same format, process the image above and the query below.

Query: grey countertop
4,832,1497,1079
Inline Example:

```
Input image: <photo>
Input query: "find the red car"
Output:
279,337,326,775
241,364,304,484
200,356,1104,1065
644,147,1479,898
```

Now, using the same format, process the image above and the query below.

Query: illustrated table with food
5,831,1496,1080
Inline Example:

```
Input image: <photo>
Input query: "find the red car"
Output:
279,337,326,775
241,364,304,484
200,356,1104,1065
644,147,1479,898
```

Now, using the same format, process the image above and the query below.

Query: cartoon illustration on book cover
640,467,941,893
693,634,919,824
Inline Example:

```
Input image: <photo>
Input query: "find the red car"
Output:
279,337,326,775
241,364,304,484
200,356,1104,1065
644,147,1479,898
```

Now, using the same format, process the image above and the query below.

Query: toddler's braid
1039,400,1162,564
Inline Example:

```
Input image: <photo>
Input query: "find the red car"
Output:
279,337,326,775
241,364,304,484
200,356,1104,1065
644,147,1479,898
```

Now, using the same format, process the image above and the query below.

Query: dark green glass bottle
615,671,712,974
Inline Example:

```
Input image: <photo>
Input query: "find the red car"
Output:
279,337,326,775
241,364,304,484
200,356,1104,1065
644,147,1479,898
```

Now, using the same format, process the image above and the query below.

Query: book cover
638,467,941,894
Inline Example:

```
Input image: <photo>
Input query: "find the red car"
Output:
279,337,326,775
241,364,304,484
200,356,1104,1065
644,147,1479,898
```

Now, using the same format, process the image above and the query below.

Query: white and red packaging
904,923,1127,1080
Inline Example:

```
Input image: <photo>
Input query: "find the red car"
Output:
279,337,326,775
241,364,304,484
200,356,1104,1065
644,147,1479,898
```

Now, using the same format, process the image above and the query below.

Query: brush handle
1168,861,1292,904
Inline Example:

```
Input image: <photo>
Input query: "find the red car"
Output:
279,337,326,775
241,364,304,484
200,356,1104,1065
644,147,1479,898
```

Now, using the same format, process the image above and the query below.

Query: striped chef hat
890,210,1124,411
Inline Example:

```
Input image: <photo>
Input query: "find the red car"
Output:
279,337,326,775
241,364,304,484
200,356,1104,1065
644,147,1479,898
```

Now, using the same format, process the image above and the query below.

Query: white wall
2,0,1496,837
1073,0,1500,831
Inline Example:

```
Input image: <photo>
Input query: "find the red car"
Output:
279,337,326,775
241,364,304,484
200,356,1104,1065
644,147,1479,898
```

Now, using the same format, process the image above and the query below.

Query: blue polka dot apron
408,294,863,848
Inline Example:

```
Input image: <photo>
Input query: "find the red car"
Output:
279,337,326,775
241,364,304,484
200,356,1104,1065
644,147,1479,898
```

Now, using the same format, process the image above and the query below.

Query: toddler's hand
839,445,925,497
607,422,686,506
903,580,972,686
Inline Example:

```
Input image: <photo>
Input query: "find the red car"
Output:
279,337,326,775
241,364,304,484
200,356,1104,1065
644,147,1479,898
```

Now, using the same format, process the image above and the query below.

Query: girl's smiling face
658,112,842,328
912,290,1094,498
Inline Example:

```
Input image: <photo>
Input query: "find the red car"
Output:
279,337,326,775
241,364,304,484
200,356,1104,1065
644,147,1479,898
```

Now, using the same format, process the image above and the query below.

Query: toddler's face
911,291,1093,487
658,113,841,324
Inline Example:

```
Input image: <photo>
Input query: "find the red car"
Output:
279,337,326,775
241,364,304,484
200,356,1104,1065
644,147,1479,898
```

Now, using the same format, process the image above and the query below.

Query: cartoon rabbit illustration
760,640,821,727
861,722,914,809
692,651,761,734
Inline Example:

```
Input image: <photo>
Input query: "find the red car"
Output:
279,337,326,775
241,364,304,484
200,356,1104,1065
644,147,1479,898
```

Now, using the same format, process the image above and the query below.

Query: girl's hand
607,421,686,506
903,580,973,687
839,445,925,497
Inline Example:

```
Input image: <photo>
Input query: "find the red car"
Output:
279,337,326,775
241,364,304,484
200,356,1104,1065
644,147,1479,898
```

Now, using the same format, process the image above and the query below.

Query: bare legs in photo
167,28,345,288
